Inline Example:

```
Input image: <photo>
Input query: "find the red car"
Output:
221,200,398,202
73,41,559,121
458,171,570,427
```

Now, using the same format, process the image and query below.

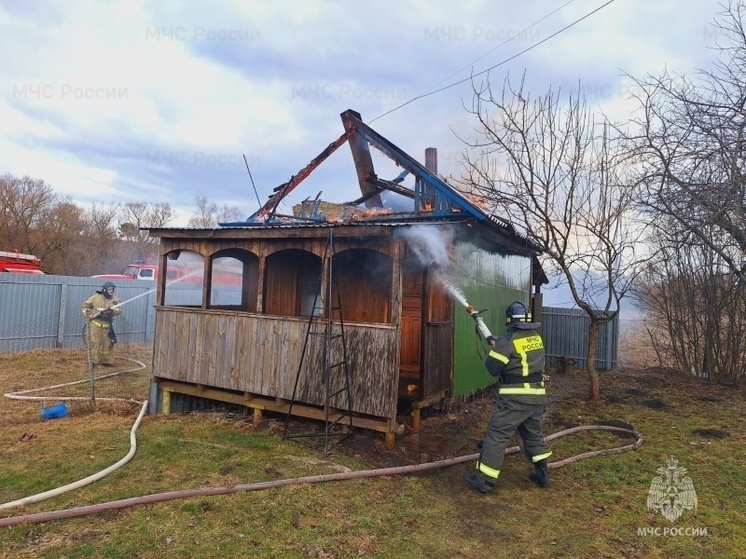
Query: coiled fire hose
1,355,148,522
0,422,642,527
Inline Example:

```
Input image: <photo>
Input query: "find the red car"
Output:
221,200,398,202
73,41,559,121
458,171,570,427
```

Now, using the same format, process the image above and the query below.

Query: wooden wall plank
153,308,399,418
422,322,454,395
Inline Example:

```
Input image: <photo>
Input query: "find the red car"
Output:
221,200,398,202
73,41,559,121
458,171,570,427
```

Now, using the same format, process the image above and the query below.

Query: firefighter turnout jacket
486,325,547,402
81,292,122,327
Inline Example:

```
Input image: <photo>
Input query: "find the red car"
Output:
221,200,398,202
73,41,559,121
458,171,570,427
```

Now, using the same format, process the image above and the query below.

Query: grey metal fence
0,273,158,352
1,276,619,369
0,273,247,353
542,306,618,371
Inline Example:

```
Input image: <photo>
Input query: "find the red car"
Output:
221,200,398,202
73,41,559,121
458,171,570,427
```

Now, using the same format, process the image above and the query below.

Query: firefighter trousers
477,396,550,479
88,323,114,365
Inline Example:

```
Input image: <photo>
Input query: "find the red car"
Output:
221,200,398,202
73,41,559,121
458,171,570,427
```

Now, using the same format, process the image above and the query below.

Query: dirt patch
328,369,591,468
239,366,724,472
691,428,729,439
697,396,724,403
640,398,667,410
300,370,602,469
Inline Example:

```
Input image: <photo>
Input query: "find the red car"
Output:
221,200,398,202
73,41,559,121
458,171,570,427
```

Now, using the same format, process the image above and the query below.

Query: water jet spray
107,268,204,311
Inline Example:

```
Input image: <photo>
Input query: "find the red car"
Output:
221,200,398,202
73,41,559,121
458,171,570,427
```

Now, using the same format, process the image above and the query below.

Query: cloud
0,0,729,226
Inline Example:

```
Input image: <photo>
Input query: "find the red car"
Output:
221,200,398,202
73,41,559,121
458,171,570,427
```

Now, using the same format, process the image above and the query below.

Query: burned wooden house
147,110,545,448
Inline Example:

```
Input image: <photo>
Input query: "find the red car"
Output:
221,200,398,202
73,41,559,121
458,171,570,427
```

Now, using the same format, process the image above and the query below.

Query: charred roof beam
343,111,383,209
340,110,485,220
366,175,415,199
345,175,415,206
246,130,352,224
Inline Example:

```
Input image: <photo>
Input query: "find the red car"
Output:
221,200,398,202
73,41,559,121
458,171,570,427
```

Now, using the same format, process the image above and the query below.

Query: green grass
1,346,745,558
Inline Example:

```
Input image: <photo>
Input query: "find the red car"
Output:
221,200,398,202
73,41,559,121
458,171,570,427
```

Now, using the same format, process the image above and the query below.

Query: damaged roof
148,109,544,257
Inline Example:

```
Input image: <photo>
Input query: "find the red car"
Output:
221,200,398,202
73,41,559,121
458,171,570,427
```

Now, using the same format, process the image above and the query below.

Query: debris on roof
205,109,543,255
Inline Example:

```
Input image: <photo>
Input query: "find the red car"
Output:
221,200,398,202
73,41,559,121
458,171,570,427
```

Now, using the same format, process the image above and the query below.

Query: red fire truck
92,257,241,285
92,259,170,281
0,250,44,274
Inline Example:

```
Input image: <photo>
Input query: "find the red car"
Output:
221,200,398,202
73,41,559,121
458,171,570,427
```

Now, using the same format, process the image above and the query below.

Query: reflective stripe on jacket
81,293,122,324
486,328,546,396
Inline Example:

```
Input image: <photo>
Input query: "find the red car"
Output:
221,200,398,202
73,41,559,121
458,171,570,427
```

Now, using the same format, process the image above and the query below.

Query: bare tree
188,196,216,227
635,219,746,382
0,174,96,274
457,75,644,400
77,202,129,276
36,198,86,274
147,202,177,229
625,1,746,380
0,173,58,257
85,202,120,239
628,1,746,277
217,204,243,224
188,196,244,227
118,201,175,261
0,173,182,275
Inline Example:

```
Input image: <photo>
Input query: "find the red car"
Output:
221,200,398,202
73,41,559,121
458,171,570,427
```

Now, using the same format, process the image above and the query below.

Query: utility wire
424,0,577,92
369,0,617,124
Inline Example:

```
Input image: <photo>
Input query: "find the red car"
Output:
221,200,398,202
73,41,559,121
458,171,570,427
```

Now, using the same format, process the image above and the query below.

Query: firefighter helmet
505,301,531,325
100,281,116,299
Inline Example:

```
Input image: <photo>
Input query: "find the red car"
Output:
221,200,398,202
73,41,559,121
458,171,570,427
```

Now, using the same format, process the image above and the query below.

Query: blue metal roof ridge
341,110,488,221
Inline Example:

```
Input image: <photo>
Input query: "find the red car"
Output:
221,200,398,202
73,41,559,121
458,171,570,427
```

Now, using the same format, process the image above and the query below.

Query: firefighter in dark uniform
81,281,122,367
465,301,552,493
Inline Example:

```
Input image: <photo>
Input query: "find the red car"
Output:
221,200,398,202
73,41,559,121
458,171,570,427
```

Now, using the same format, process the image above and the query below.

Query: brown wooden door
400,263,423,386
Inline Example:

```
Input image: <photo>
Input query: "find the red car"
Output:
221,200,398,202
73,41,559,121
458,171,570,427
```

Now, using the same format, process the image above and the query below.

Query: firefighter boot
529,459,550,488
465,471,496,494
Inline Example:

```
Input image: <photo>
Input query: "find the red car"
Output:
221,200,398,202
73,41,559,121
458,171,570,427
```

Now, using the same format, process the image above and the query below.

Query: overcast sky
0,0,726,225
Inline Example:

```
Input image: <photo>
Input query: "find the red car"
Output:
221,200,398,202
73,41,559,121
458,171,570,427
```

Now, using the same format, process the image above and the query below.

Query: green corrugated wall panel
452,243,531,396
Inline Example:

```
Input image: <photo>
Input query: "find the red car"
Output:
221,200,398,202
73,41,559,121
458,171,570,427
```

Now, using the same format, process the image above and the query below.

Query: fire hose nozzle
465,305,488,319
465,304,493,340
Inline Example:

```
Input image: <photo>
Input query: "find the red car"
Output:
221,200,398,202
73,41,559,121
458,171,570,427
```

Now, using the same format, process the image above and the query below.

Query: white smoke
397,225,468,306
381,192,414,212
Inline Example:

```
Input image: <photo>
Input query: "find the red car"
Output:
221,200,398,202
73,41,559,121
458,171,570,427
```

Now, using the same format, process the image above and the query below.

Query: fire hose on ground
1,355,148,521
0,301,643,528
0,423,642,527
